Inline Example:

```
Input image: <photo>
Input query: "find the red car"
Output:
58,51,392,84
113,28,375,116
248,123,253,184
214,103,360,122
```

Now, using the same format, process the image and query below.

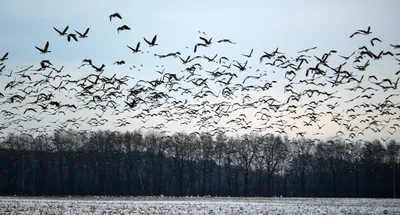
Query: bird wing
63,26,69,34
136,42,140,50
35,46,44,52
143,37,151,45
84,28,90,36
127,45,135,52
71,34,78,41
53,27,62,34
44,41,49,51
152,35,157,44
199,37,208,44
75,30,83,37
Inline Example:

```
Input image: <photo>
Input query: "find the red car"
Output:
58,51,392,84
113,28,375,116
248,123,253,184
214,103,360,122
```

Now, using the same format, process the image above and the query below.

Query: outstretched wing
152,35,157,44
136,42,140,51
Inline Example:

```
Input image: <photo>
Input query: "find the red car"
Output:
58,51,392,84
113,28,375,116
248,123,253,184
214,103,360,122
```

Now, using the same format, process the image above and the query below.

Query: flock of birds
1,12,400,144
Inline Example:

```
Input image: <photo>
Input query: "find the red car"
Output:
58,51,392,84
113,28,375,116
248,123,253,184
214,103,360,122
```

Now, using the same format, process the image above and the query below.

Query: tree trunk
393,163,396,198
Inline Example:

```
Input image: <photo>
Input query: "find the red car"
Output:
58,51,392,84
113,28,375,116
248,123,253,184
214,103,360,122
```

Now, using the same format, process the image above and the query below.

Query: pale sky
0,0,399,142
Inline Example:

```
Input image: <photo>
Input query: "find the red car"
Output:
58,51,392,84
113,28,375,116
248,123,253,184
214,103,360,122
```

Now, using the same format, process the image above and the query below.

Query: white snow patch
0,196,399,215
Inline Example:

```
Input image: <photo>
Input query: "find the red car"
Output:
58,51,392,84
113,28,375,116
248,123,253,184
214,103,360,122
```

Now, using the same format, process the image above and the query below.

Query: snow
0,196,399,215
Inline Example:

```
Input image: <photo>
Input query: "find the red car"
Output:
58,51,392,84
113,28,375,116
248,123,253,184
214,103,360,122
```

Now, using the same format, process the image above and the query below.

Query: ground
0,196,399,215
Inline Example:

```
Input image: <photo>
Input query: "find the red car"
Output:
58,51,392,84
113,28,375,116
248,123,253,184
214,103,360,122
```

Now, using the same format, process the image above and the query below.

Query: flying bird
114,60,125,65
199,37,212,45
117,25,130,33
194,43,207,53
350,26,372,38
75,28,90,38
298,46,317,53
144,35,158,47
217,39,236,44
35,41,51,54
109,13,122,22
242,48,253,58
92,64,105,72
67,34,78,42
127,42,141,53
370,38,382,46
0,52,8,62
339,51,355,60
53,26,69,36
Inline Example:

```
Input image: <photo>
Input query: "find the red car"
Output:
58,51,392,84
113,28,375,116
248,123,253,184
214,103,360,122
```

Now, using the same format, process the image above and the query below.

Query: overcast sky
0,0,399,141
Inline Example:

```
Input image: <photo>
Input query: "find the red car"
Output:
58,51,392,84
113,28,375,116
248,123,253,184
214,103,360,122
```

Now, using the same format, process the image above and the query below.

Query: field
0,197,399,215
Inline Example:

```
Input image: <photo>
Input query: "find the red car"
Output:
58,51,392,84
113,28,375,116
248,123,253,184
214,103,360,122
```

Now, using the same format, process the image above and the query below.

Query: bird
23,108,37,114
242,48,253,58
0,52,8,62
127,42,141,53
350,26,372,38
298,46,317,53
75,28,90,38
358,26,372,35
109,13,122,22
339,51,355,60
233,60,248,71
144,35,158,47
370,38,382,46
114,60,125,65
92,64,105,72
199,37,212,45
117,25,130,33
390,44,400,49
35,41,51,54
203,54,218,62
67,34,78,42
82,59,92,65
217,39,236,44
53,26,69,36
194,43,207,53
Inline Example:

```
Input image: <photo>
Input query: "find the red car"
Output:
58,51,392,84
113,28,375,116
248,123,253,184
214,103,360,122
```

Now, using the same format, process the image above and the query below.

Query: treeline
0,129,399,198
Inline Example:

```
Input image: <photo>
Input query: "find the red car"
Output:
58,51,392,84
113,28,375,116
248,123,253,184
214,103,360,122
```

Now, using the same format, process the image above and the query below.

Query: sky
0,0,399,142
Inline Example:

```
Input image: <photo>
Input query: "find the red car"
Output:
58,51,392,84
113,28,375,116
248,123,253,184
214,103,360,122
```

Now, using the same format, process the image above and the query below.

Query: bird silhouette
117,25,130,33
35,41,51,54
53,26,69,36
144,35,158,47
75,28,90,38
127,42,141,53
109,13,122,22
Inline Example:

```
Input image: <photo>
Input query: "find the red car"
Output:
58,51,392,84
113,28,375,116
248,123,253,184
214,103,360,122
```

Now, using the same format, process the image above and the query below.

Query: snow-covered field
0,196,399,215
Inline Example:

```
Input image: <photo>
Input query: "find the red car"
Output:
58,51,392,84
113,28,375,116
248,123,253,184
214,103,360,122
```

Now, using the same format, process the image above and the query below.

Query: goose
53,26,69,36
117,25,130,33
92,64,105,72
0,52,8,62
199,37,212,45
127,42,141,53
242,48,253,58
217,39,236,44
75,28,90,38
67,34,78,42
35,41,51,54
144,35,158,47
194,43,207,53
114,60,125,65
109,13,122,22
370,37,382,46
298,46,317,53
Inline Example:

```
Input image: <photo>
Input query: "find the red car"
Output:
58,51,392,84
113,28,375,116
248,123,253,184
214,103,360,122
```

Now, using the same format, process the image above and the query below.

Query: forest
0,129,398,198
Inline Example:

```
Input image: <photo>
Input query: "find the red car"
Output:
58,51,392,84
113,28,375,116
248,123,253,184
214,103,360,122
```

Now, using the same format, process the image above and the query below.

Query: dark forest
1,130,398,198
